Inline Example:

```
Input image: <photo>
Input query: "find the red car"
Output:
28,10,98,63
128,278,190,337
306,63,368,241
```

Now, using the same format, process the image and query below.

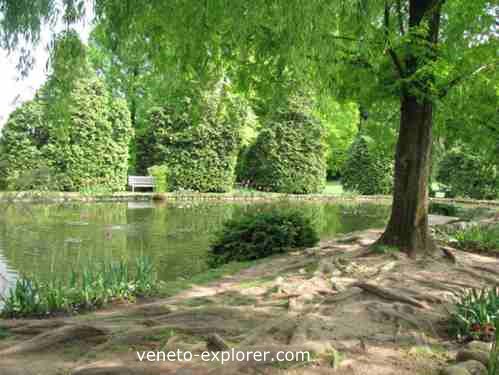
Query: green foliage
137,82,249,192
0,57,133,192
316,99,359,179
242,101,327,194
449,288,499,342
429,202,460,217
0,256,158,318
341,135,393,195
452,225,499,253
208,209,319,267
371,244,400,255
437,148,498,200
148,165,169,193
0,100,46,190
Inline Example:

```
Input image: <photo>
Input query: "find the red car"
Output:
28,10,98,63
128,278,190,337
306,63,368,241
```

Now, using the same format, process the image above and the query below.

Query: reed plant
1,256,158,318
453,225,499,253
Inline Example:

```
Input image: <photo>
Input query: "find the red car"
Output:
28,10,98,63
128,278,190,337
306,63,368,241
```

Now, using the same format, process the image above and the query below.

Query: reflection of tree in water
125,202,240,280
0,203,128,283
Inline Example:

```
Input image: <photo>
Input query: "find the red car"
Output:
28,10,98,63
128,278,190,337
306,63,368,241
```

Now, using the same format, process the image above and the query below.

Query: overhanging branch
440,61,499,98
384,1,405,78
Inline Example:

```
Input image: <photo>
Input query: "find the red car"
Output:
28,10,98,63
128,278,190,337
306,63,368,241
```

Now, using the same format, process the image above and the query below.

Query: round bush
341,135,393,195
242,107,327,194
137,84,248,192
437,148,498,200
208,209,319,267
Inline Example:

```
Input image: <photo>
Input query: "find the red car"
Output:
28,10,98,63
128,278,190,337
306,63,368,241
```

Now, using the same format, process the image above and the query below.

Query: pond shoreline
1,190,499,206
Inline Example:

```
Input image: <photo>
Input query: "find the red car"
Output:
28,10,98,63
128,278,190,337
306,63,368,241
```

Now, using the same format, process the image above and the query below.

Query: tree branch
384,1,405,78
395,0,405,35
440,61,499,98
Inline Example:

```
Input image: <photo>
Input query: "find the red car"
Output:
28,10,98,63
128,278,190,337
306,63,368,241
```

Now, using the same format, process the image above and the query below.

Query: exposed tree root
353,282,430,309
457,267,499,285
0,325,109,356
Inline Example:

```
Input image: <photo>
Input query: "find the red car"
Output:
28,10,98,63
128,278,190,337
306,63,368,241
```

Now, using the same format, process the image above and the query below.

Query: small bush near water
208,209,319,267
449,289,499,375
452,225,499,253
1,257,158,318
450,288,499,342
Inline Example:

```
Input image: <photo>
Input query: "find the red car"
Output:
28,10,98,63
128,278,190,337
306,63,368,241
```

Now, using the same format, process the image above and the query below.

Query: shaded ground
1,219,499,374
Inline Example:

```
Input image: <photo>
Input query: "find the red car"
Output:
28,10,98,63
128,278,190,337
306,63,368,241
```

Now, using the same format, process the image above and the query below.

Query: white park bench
128,176,155,192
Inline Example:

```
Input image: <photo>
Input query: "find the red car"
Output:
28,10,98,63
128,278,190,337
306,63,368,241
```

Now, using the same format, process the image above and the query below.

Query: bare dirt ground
1,225,499,375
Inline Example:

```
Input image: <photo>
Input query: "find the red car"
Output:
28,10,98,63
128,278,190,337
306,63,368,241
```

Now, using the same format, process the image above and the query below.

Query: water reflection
0,201,390,295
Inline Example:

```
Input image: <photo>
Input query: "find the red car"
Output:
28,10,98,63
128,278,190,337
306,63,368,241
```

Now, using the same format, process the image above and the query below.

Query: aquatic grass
453,225,499,253
0,256,159,318
449,287,499,341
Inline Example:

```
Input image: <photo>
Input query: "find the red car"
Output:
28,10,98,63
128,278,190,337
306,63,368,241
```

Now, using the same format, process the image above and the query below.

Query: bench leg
132,185,134,193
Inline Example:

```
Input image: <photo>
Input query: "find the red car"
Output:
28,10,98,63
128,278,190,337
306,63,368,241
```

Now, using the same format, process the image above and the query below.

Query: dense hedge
341,135,393,195
437,148,498,200
208,209,319,267
137,85,248,192
241,106,327,194
0,75,132,191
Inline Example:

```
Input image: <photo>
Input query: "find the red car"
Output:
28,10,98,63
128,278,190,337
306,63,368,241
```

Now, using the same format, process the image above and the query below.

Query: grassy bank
451,224,499,255
0,254,261,319
1,181,499,206
1,257,158,318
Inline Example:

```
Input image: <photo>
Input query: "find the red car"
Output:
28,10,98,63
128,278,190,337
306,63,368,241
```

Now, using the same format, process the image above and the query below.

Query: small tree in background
242,98,327,194
0,32,133,192
138,81,250,192
342,135,393,195
437,148,498,200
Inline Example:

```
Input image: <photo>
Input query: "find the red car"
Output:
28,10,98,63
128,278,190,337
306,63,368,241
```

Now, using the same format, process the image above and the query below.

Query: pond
0,201,390,296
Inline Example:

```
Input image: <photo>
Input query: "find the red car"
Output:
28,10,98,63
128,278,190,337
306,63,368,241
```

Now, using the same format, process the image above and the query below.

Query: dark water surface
0,201,390,295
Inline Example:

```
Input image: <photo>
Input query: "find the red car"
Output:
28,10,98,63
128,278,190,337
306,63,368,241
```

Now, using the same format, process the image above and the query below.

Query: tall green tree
1,0,497,255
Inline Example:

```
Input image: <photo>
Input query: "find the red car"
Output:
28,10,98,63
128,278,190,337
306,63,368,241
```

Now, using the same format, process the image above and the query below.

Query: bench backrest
128,176,155,187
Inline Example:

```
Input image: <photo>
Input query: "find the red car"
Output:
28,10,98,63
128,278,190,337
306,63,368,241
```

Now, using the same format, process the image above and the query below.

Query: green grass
1,256,159,318
159,259,259,297
452,225,499,253
371,244,400,254
234,181,347,196
322,181,345,195
0,327,11,340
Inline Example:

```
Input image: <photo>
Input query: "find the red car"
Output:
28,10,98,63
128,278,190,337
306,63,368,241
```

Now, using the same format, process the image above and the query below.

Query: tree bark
378,94,436,256
377,0,441,256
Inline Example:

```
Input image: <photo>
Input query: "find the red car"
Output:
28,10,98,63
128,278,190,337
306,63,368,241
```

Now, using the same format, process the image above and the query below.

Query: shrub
0,65,133,192
437,148,498,200
242,103,327,194
0,256,158,318
137,83,249,192
148,165,169,192
0,101,47,190
208,209,319,267
341,135,393,195
449,288,499,342
429,202,460,217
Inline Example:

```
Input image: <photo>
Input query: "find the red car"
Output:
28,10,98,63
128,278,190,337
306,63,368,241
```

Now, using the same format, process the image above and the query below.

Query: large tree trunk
377,0,441,256
378,94,436,256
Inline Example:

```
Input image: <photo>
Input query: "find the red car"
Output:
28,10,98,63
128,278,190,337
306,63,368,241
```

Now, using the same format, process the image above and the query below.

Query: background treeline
0,27,497,199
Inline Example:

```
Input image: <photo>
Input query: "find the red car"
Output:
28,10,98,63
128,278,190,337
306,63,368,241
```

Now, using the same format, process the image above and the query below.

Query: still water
0,201,390,295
